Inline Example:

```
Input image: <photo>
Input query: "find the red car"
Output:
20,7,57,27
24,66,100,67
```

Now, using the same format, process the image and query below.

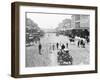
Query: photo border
11,2,98,78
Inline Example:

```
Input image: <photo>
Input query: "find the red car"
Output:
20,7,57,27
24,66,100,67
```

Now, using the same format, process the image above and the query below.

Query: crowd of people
38,41,69,55
32,35,89,55
26,34,89,65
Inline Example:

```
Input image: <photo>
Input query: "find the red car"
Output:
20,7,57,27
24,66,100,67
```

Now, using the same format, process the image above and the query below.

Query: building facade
71,15,90,30
70,15,90,38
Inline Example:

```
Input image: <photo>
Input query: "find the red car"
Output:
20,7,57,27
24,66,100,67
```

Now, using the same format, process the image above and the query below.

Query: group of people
38,41,69,55
37,36,88,55
77,38,86,48
51,42,69,51
75,36,89,48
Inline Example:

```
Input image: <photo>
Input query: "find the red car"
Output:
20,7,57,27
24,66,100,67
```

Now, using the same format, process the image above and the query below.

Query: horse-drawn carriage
57,49,73,65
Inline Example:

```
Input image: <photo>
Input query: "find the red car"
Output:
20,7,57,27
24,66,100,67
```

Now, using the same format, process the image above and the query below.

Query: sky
27,12,72,29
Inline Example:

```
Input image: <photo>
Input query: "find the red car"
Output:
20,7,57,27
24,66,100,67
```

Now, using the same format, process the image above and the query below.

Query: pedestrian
52,44,55,51
56,42,59,49
80,40,83,48
38,43,42,55
87,38,89,43
61,44,65,50
77,40,80,47
82,39,85,48
66,42,68,48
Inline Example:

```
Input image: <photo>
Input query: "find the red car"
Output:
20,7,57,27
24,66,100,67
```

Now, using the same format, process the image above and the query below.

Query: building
70,15,90,38
71,15,90,30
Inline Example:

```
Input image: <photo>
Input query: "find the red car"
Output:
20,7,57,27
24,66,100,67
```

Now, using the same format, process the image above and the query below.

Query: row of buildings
56,15,90,38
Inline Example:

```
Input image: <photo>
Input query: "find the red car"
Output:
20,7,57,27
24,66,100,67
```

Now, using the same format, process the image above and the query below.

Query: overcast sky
27,13,72,29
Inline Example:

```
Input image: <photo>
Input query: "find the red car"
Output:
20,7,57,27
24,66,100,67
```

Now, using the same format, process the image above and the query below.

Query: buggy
57,49,73,65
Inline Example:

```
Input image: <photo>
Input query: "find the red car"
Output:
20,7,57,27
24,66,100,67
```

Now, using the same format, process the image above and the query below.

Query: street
26,32,89,67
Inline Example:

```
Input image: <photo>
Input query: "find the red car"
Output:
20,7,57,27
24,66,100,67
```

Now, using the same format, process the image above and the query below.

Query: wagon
57,49,73,65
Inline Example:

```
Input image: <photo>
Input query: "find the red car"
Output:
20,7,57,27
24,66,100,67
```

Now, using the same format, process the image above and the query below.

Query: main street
26,32,89,67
